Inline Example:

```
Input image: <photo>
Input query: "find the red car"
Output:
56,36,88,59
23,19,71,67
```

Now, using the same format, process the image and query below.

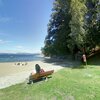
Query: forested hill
42,0,100,57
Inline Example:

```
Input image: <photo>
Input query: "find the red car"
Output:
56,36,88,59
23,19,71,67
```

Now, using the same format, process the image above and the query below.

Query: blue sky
0,0,54,53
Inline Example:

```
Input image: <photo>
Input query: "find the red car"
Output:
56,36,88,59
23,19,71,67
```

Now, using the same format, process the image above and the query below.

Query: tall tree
42,0,71,56
42,0,99,57
86,0,100,50
69,0,87,53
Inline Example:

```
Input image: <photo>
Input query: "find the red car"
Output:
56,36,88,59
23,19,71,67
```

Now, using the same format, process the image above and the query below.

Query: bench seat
30,70,54,80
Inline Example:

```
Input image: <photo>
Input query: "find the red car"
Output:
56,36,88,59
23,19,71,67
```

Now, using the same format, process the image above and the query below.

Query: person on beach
30,64,44,75
82,54,87,65
27,64,44,84
35,64,44,73
35,64,41,73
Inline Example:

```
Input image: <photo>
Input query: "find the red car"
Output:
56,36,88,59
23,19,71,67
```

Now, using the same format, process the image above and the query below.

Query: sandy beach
0,58,66,89
0,57,79,89
0,60,64,77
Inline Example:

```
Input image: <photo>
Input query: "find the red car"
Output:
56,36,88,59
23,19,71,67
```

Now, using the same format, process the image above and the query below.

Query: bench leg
45,76,48,81
27,79,32,84
27,74,33,84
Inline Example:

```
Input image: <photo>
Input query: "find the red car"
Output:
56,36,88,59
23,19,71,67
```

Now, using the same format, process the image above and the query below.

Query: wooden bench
28,70,54,84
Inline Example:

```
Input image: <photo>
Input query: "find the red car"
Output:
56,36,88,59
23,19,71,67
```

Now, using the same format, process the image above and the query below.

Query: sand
0,58,64,89
0,57,79,89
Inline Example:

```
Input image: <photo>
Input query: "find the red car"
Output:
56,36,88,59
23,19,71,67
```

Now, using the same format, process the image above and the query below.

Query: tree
42,0,100,57
42,0,71,56
69,0,87,53
85,0,100,53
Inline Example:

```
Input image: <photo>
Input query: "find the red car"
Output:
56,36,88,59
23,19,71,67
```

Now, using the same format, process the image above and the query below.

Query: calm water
0,53,44,62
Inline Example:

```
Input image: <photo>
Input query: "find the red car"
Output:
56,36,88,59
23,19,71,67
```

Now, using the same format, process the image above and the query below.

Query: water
0,53,44,62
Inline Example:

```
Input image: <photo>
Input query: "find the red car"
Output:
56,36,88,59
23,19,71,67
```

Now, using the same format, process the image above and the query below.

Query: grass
0,65,100,100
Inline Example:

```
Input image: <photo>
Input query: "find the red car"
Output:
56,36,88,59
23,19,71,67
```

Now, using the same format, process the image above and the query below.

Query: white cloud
15,45,24,49
0,48,41,53
0,39,11,44
15,45,30,53
14,45,40,53
14,45,28,52
0,50,16,53
0,44,41,53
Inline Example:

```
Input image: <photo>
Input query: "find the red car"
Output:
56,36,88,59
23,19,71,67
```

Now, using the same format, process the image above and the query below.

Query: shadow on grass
87,53,100,66
42,53,100,69
42,56,81,68
71,65,85,69
27,76,52,84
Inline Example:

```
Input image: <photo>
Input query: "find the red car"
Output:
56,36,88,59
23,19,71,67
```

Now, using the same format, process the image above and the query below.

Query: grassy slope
0,65,100,100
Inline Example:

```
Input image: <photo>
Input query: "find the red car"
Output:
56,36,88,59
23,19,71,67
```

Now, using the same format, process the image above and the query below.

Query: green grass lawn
0,65,100,100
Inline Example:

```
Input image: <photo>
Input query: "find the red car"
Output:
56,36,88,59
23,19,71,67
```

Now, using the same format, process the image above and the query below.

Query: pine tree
69,0,87,52
42,0,71,56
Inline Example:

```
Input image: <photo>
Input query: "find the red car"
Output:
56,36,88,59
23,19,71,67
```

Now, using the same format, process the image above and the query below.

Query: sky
0,0,54,53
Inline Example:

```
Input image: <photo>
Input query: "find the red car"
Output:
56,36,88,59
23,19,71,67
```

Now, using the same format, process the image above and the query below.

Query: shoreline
0,59,64,89
0,57,80,89
0,57,70,77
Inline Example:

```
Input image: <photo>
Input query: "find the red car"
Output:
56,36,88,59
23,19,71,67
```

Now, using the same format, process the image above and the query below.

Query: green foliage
85,0,100,50
42,0,100,57
42,0,71,56
69,0,87,51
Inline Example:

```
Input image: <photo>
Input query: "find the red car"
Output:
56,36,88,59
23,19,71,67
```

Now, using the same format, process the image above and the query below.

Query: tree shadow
42,56,81,68
87,53,100,66
27,76,52,84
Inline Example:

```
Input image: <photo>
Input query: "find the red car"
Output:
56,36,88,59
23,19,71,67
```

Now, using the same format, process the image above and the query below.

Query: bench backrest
32,70,54,80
